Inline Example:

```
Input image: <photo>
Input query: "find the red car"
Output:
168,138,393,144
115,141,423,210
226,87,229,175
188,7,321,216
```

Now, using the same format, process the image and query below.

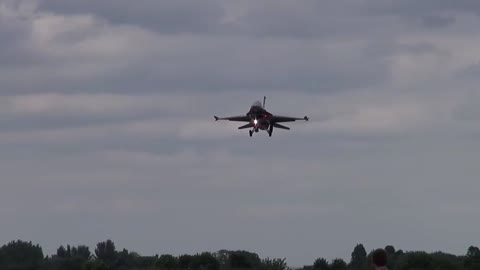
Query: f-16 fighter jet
214,96,309,137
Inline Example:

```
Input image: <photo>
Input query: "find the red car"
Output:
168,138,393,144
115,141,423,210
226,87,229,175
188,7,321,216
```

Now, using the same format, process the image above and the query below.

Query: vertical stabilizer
263,96,266,108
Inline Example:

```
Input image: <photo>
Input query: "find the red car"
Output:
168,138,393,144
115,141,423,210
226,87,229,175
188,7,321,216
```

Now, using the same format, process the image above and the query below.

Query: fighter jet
214,96,309,137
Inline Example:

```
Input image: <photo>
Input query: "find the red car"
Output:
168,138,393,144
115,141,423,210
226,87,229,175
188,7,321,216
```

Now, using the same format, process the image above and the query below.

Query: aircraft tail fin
263,96,266,108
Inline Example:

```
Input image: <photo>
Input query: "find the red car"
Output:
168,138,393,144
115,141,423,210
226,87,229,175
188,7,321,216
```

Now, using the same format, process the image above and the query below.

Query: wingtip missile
304,116,309,121
214,116,219,121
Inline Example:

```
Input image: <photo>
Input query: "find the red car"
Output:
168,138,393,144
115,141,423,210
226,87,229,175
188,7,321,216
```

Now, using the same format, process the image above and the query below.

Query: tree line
0,239,478,270
303,244,480,270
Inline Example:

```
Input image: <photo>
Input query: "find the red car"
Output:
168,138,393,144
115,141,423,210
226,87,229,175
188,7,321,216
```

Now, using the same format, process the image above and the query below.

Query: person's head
371,248,387,269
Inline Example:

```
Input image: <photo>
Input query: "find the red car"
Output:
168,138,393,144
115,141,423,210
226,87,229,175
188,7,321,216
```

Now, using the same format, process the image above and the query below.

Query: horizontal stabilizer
273,123,290,130
238,123,254,129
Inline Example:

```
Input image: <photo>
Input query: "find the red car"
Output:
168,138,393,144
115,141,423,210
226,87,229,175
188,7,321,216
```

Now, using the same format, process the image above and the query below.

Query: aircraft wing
214,115,250,122
271,115,309,122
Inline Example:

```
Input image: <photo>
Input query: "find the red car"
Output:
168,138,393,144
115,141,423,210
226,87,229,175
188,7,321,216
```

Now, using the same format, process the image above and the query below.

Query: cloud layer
2,0,480,266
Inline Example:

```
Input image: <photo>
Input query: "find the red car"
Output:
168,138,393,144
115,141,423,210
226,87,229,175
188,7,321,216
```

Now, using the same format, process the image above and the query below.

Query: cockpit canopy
252,101,262,107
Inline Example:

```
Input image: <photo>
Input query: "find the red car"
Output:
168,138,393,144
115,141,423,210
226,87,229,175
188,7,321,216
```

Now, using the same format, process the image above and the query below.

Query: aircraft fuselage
246,104,272,132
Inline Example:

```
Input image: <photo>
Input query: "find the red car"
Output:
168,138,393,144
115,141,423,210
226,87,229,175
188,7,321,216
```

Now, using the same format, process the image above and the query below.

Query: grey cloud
2,0,440,95
366,0,480,17
455,62,480,80
37,0,225,34
421,15,456,28
36,0,366,38
362,0,480,31
0,13,28,47
34,0,408,39
362,39,445,60
0,93,203,130
0,17,390,94
221,1,409,39
31,0,480,42
226,0,353,38
395,42,440,54
451,94,480,122
0,7,37,68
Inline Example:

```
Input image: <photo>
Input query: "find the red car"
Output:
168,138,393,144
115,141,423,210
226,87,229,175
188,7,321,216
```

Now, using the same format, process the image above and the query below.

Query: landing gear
248,126,273,137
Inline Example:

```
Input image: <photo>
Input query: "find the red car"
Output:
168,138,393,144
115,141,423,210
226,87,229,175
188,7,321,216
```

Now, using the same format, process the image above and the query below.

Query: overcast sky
1,0,480,266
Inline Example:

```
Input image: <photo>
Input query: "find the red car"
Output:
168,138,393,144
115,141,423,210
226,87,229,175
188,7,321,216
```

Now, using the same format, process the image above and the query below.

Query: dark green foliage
45,244,92,270
348,244,367,270
329,258,347,270
228,250,262,269
73,245,92,260
94,240,116,265
313,258,329,270
176,252,221,270
0,240,44,270
178,254,193,269
0,239,478,270
385,245,395,255
464,246,480,270
393,250,464,270
192,252,220,270
430,252,462,270
261,257,288,270
395,251,432,270
113,248,138,269
56,246,67,258
155,254,178,269
384,245,397,269
215,250,230,270
308,245,479,270
83,260,109,270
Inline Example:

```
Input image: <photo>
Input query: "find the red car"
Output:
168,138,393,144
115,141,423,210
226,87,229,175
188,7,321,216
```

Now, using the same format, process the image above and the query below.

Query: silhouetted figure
371,248,388,270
